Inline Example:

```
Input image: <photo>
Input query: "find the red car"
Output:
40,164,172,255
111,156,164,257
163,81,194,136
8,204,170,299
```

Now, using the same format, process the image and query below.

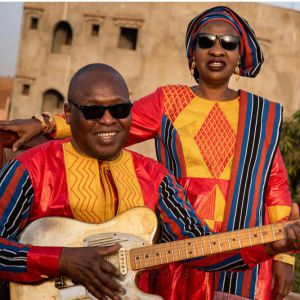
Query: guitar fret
159,244,162,265
248,230,253,246
217,236,222,252
271,225,276,240
171,247,175,261
177,241,181,259
139,249,144,268
166,245,173,263
129,220,290,271
200,240,204,256
227,234,232,250
146,249,151,268
185,242,189,258
259,227,264,243
165,244,169,263
237,232,242,248
192,240,196,257
208,238,212,254
135,249,141,270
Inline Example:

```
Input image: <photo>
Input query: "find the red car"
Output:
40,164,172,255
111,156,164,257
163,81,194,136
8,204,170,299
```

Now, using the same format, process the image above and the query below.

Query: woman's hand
0,118,44,151
59,244,123,300
272,260,294,300
265,203,300,255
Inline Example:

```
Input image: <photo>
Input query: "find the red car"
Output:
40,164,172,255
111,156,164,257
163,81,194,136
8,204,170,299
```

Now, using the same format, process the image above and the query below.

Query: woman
0,6,294,300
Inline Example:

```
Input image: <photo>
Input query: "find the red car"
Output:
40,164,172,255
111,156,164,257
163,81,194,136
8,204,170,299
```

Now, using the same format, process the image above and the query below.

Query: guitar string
129,223,287,269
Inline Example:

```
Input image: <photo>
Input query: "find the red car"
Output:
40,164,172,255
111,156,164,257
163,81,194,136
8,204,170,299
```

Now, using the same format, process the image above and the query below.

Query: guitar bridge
55,276,74,289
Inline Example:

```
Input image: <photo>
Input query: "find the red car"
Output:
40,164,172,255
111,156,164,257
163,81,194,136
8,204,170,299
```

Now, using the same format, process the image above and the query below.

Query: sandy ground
286,292,300,300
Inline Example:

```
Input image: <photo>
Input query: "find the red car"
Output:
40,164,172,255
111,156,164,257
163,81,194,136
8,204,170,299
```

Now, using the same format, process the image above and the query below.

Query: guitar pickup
118,248,127,275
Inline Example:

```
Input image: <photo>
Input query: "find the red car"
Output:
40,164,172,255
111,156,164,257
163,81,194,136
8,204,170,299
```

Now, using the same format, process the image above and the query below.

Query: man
0,64,300,300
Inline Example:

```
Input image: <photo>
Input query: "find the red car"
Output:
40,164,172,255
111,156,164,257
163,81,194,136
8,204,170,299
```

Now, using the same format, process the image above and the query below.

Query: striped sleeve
0,160,33,277
156,174,271,271
156,174,210,242
0,160,61,282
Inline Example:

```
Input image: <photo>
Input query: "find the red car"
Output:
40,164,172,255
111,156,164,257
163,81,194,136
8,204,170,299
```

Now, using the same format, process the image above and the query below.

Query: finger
0,124,16,131
284,282,294,296
272,275,280,300
99,282,122,300
293,223,300,249
12,137,28,152
289,203,300,221
99,269,122,289
89,272,121,300
99,257,121,278
271,275,275,290
0,121,15,126
286,224,300,249
286,225,298,248
283,272,295,296
96,272,122,299
284,286,292,298
97,243,121,256
84,282,106,300
274,289,282,300
80,271,116,300
276,278,286,299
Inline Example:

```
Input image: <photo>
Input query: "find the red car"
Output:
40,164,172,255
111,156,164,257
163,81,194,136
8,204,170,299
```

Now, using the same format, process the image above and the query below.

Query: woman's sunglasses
196,33,240,51
69,100,133,120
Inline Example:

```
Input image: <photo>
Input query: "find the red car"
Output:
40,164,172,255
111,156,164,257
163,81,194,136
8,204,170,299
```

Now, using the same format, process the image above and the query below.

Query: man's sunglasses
196,33,240,51
69,100,133,120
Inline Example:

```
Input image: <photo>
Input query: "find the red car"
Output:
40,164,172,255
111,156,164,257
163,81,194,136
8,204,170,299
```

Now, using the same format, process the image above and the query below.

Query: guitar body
10,207,162,300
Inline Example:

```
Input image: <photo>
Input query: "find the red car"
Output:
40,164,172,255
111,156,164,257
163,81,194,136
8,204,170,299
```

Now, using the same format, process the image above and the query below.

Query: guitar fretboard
129,221,292,270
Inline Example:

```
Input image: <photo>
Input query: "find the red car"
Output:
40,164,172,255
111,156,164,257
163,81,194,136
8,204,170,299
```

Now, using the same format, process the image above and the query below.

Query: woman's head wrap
186,6,264,82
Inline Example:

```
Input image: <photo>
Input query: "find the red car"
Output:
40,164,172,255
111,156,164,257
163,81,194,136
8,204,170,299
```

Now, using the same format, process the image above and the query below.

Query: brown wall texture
9,2,300,157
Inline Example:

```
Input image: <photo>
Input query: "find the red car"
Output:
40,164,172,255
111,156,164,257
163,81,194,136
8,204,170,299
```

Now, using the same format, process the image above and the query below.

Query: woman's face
194,21,240,86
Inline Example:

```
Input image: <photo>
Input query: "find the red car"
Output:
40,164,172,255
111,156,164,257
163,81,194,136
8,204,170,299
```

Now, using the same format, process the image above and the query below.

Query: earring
235,64,240,82
191,56,196,79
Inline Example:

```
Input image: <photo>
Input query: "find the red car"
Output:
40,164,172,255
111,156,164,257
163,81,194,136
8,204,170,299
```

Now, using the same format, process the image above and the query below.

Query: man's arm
0,160,122,299
0,160,62,282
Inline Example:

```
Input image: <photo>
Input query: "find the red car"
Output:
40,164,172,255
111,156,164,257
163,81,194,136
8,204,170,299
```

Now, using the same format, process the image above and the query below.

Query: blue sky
0,2,23,77
0,2,299,77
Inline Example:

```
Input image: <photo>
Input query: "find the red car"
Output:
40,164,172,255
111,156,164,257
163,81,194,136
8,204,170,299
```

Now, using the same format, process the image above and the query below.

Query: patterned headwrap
186,6,264,82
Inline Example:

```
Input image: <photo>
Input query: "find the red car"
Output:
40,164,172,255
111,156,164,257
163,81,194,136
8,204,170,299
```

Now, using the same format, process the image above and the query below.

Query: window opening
91,24,100,36
118,27,138,50
42,89,64,113
51,21,73,54
22,84,30,95
30,17,39,29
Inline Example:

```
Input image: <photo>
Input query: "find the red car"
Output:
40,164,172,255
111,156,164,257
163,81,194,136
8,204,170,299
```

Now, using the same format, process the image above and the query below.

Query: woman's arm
126,88,164,146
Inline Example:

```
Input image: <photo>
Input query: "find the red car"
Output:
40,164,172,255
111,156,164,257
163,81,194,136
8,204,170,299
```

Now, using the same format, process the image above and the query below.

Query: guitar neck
129,221,293,271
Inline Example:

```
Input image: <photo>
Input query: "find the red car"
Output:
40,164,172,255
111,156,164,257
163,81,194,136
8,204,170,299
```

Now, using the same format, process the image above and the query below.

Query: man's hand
265,203,300,255
0,119,44,152
59,244,123,300
272,261,294,300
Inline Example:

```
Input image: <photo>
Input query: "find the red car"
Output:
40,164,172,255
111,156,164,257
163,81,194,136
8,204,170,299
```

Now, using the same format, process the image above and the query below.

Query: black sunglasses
69,100,133,120
197,33,240,51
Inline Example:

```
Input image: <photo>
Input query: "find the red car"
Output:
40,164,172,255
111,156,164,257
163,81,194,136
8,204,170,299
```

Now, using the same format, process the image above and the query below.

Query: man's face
65,70,131,161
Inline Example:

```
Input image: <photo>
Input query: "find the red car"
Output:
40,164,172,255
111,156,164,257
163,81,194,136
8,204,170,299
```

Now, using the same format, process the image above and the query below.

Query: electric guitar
10,207,291,300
